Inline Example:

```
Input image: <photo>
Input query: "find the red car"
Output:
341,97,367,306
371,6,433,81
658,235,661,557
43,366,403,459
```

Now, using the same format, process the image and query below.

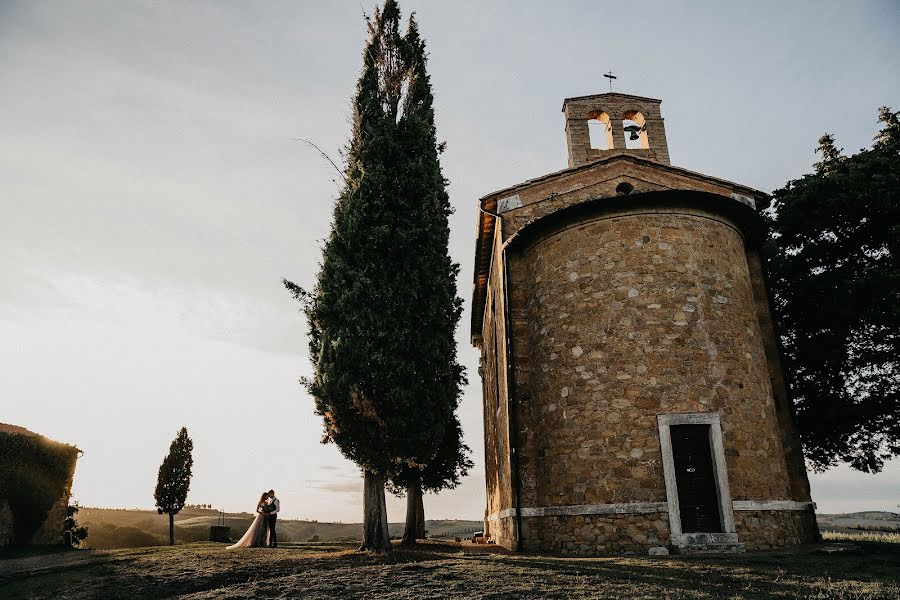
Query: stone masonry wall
746,251,814,504
486,515,517,551
734,510,819,550
526,513,671,554
511,205,795,513
480,226,514,547
492,509,819,554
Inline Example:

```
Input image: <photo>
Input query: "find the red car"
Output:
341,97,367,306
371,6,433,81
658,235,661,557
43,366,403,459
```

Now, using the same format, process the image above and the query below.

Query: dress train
226,511,269,549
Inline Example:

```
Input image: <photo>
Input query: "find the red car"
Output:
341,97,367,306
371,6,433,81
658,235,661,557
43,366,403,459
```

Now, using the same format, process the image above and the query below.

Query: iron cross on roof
604,71,617,92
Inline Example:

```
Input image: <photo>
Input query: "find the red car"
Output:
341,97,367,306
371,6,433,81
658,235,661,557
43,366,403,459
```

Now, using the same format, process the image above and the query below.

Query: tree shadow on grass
4,541,899,600
470,545,900,599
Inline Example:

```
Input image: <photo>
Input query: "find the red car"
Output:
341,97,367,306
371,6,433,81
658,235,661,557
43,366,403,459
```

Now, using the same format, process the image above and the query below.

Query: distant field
77,507,481,549
817,511,900,535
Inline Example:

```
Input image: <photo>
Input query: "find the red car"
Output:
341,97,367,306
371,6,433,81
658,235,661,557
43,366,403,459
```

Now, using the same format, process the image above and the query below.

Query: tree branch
293,137,345,184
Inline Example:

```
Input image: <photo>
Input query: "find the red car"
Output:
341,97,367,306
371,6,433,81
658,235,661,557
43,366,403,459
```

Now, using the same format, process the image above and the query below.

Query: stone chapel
471,92,819,554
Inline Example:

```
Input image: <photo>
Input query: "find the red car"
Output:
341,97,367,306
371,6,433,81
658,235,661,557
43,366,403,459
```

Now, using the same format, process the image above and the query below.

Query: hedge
0,430,79,545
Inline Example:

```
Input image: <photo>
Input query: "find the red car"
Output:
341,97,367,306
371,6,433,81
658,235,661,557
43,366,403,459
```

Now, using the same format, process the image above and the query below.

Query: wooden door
671,424,722,533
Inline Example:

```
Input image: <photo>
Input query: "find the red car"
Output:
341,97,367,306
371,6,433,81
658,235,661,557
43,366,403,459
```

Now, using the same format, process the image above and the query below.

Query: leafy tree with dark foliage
284,0,464,552
759,107,900,473
64,503,88,547
154,427,193,545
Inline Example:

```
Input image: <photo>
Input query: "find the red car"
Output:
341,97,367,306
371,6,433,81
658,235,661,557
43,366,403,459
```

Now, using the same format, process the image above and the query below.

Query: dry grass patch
823,530,900,544
2,540,898,599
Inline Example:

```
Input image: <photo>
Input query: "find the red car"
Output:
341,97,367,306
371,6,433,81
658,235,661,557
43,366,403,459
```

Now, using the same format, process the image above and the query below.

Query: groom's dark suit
267,496,279,548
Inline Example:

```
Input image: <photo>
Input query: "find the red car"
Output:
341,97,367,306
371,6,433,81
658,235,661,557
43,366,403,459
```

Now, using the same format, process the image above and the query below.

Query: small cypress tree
284,0,464,552
154,427,193,545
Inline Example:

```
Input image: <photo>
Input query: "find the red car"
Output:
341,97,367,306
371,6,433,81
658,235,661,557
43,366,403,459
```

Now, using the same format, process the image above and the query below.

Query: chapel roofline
561,92,663,111
470,154,769,342
477,152,766,204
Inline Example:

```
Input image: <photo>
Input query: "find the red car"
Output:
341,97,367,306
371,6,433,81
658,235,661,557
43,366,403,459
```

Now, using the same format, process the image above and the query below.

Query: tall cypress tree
154,427,193,546
390,12,468,547
285,1,464,552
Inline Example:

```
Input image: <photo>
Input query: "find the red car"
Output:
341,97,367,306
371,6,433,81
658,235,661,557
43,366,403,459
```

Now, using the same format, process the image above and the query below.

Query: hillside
817,512,900,534
77,507,481,549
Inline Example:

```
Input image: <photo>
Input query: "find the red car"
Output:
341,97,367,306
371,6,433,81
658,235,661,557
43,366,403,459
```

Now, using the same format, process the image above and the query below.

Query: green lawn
1,538,898,599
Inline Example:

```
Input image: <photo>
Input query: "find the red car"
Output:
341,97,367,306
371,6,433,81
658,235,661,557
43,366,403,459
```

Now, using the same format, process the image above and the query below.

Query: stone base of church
487,513,672,554
522,513,671,554
733,509,820,550
484,514,517,550
486,508,819,555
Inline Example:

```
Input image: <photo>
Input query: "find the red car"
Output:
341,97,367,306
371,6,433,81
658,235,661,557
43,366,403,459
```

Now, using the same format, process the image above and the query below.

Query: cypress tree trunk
401,477,422,546
168,512,175,545
415,491,425,540
360,470,391,552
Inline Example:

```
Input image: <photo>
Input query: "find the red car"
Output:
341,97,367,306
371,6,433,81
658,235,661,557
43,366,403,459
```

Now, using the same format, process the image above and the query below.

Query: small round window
616,182,634,195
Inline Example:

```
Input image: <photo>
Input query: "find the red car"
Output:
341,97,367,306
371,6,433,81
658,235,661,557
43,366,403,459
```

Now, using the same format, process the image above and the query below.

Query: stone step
674,543,745,555
672,532,745,554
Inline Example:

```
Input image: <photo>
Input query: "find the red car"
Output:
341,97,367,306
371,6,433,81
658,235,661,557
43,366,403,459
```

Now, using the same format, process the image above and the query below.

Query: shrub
0,429,79,545
64,503,88,547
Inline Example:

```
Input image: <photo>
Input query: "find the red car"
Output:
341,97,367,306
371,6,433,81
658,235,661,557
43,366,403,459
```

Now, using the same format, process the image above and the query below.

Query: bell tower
562,93,671,167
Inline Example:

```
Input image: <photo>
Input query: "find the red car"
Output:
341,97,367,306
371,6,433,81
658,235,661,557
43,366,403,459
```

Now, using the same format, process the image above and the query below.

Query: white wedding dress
227,505,270,549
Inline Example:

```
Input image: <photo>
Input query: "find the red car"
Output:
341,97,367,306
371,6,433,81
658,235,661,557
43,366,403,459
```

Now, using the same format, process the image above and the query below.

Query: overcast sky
1,1,898,522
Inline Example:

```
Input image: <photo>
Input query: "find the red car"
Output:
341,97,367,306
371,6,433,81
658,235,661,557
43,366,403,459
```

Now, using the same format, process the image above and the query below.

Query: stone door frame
657,412,739,548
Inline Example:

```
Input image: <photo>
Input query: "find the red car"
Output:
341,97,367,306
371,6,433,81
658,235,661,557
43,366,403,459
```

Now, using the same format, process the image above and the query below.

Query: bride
227,492,270,549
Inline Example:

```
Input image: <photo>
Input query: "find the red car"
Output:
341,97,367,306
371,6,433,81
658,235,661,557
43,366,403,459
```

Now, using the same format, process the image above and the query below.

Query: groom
266,489,279,548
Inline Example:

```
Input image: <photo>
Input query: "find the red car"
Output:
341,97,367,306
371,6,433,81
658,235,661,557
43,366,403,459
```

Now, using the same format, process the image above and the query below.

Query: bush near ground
0,427,79,546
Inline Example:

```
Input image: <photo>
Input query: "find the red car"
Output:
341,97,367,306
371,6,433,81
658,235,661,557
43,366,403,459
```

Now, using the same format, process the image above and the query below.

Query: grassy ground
823,530,900,544
2,538,899,599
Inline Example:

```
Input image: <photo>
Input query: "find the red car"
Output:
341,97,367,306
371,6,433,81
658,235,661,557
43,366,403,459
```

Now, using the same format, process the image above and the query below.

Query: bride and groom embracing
227,489,280,549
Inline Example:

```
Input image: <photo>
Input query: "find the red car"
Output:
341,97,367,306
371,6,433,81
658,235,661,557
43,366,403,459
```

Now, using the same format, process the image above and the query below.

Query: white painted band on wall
486,508,517,521
732,500,815,511
486,502,667,521
486,500,815,522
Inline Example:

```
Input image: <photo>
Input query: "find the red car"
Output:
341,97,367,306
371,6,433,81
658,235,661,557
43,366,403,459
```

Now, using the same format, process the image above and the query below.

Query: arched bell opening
622,110,649,150
587,111,614,150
